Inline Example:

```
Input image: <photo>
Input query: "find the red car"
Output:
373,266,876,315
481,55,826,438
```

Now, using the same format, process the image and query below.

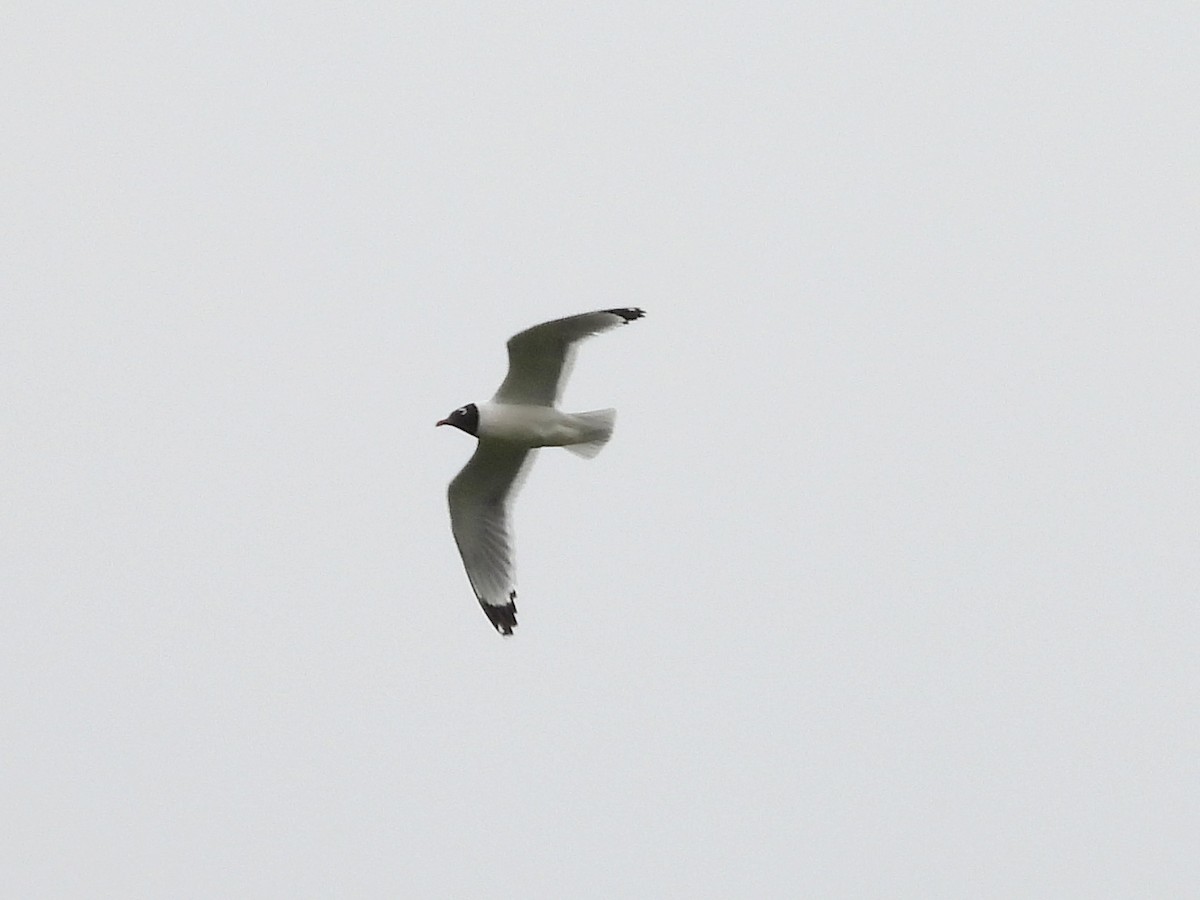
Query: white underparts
477,403,616,455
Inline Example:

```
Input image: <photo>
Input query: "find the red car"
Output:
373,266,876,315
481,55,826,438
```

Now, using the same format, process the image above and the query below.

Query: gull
437,308,645,634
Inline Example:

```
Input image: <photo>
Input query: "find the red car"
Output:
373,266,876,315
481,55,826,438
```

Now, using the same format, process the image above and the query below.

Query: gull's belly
478,403,579,447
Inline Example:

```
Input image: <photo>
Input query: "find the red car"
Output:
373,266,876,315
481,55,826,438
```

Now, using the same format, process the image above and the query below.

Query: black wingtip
605,307,645,323
482,591,518,635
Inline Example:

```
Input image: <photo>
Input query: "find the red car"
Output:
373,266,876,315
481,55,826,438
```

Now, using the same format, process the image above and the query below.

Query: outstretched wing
492,308,645,407
447,440,535,634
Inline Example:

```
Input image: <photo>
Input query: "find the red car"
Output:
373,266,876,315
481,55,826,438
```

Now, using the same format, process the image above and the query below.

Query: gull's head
436,403,479,436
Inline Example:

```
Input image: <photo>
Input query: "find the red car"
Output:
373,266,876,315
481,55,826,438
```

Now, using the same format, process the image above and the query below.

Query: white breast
477,403,580,447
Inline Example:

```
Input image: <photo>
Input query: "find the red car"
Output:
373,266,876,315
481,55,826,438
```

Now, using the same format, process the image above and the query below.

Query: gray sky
4,3,1197,897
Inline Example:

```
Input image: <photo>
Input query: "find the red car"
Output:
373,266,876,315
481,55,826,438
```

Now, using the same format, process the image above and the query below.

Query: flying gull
437,308,645,634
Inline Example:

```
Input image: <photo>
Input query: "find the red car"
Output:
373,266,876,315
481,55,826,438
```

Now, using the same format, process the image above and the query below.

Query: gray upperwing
492,308,645,407
447,440,534,633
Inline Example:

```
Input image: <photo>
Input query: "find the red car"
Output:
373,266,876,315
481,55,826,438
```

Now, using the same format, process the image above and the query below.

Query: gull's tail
564,408,616,459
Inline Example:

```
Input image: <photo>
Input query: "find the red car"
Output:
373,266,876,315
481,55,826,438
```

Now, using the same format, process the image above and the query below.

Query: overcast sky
4,3,1197,897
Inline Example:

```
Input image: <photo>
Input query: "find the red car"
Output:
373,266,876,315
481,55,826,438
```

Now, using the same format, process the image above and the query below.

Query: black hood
440,403,479,436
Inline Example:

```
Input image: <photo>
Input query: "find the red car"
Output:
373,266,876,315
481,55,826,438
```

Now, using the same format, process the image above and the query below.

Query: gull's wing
492,308,645,407
447,440,535,634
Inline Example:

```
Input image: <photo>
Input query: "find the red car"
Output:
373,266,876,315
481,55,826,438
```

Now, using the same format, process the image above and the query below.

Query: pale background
3,3,1197,897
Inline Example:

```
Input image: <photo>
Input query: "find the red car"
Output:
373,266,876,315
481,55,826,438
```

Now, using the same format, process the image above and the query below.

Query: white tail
564,408,616,459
